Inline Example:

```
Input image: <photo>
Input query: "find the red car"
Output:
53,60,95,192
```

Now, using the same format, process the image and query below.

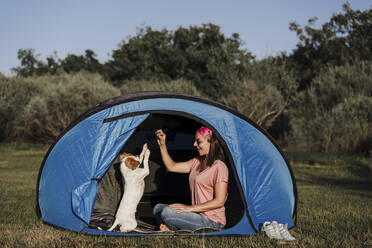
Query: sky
1,0,371,75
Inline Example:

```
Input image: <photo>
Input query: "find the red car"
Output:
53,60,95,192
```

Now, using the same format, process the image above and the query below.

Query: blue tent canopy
37,92,297,236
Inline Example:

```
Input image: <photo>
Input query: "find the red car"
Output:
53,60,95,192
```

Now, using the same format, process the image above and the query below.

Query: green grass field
0,144,371,248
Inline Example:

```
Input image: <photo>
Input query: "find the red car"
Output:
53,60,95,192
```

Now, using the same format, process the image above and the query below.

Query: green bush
2,56,371,156
289,60,372,154
221,79,284,129
0,72,120,142
221,57,299,130
0,76,44,140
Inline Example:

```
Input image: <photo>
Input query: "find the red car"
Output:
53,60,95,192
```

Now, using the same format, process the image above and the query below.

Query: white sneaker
262,221,283,240
278,223,296,241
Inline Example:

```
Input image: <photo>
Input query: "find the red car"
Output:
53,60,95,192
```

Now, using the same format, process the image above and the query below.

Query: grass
0,144,371,247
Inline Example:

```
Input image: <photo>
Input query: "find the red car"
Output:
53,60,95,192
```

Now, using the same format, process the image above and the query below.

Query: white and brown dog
107,143,150,232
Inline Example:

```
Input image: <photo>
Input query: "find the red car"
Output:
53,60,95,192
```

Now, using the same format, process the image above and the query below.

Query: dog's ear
125,158,140,170
120,152,132,161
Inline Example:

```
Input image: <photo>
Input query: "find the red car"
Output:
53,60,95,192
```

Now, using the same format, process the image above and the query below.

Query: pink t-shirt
186,158,229,225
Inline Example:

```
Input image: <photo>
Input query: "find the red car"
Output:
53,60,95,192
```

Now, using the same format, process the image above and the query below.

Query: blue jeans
153,203,225,231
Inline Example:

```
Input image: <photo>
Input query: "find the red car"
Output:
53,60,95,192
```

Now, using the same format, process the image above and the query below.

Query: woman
153,126,228,231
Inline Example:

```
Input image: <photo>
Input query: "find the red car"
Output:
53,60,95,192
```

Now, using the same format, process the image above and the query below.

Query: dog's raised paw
143,143,148,151
145,149,151,157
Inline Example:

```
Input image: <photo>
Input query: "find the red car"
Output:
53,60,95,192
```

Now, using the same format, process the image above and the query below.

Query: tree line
13,23,253,99
2,3,371,155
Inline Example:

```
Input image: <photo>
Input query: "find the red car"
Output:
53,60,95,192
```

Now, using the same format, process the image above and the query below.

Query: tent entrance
89,113,245,232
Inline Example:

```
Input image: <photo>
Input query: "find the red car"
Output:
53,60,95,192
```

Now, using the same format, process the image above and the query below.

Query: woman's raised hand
155,129,166,147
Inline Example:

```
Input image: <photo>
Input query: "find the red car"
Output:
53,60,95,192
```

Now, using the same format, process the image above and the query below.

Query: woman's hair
197,126,225,166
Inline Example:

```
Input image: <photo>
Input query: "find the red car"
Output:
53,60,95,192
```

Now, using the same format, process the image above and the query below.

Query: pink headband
199,127,212,137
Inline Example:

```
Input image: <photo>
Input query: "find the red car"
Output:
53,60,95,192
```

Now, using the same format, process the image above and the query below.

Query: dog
107,143,151,232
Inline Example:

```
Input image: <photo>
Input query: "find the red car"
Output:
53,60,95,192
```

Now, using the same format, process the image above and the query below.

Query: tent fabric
37,92,296,236
39,113,149,230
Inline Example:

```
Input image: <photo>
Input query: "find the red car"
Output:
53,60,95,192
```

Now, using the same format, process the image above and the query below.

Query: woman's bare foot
159,224,171,231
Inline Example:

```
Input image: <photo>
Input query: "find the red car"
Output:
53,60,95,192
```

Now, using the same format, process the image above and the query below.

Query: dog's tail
106,219,119,232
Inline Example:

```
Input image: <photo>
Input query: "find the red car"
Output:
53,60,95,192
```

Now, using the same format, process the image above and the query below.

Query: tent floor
93,219,222,234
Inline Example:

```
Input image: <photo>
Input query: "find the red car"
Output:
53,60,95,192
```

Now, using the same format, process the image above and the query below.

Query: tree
13,49,103,77
173,24,253,97
12,49,41,77
45,52,60,75
60,49,103,74
60,54,86,73
84,49,103,73
104,27,174,83
289,3,372,89
104,23,254,98
221,56,299,132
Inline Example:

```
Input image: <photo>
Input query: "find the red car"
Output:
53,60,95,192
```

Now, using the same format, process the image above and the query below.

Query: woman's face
193,131,210,156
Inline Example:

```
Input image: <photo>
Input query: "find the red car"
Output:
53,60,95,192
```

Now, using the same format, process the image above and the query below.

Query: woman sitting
153,126,228,231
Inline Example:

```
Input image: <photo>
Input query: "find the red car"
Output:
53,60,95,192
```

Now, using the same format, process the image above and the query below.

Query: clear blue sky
0,0,370,75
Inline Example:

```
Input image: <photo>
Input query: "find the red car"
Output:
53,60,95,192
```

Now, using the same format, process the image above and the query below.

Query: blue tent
37,92,297,236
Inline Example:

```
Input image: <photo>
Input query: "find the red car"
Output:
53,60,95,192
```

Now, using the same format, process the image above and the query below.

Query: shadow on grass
297,175,372,192
345,162,372,182
289,151,372,192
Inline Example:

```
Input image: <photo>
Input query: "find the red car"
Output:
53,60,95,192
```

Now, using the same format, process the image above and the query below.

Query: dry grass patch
24,226,65,247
